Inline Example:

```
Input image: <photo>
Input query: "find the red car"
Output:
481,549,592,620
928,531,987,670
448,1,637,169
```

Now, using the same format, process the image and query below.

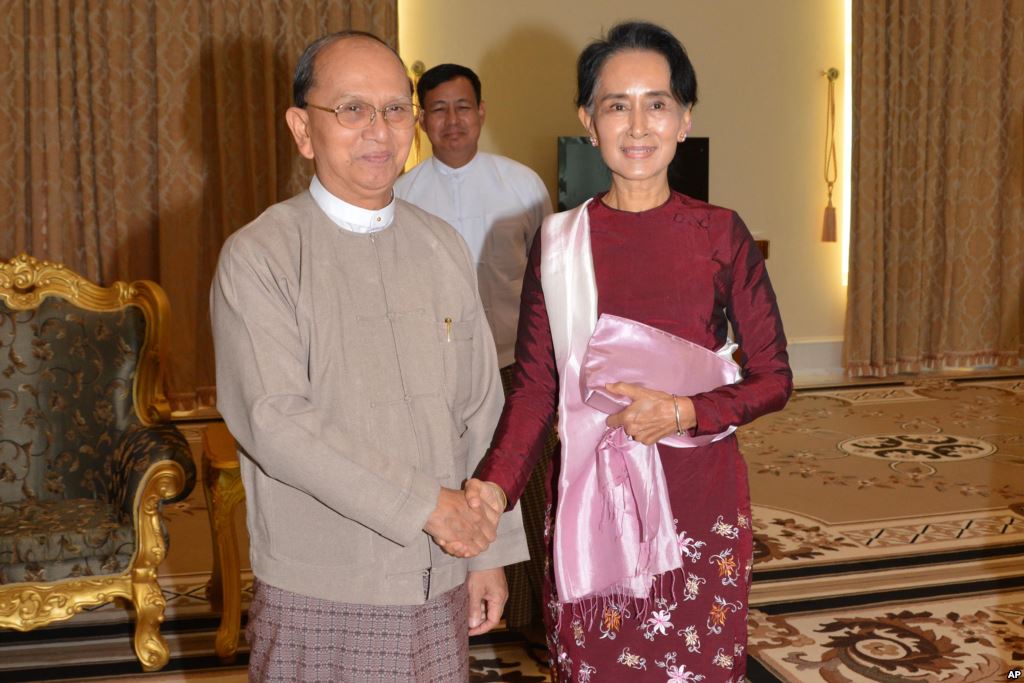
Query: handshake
423,479,507,558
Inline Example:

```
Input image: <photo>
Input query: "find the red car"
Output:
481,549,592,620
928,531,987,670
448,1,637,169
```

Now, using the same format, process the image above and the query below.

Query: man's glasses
305,100,420,129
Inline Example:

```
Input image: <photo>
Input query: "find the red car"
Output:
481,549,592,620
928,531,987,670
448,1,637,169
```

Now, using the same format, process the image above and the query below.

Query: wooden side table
201,422,246,661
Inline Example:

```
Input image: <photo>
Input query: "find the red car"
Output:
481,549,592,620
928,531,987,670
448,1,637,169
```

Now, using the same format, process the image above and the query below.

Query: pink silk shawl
539,199,741,605
582,313,741,449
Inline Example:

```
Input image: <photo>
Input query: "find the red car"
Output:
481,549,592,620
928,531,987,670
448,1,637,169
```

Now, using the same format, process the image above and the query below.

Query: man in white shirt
395,64,552,371
395,63,552,637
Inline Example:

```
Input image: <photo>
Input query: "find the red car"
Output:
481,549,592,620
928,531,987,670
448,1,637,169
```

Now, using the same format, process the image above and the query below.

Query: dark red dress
477,193,792,682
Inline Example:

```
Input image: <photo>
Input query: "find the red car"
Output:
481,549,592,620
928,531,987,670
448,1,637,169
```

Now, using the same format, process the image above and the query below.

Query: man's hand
466,567,508,636
604,382,695,445
424,487,497,558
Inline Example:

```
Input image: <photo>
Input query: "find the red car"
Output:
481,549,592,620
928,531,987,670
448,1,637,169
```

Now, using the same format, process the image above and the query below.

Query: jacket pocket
437,317,475,436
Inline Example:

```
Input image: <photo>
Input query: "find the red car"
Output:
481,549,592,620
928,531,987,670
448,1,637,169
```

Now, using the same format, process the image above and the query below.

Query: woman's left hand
604,382,695,445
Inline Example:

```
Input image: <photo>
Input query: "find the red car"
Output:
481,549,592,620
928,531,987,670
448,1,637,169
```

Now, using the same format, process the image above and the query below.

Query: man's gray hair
292,31,407,108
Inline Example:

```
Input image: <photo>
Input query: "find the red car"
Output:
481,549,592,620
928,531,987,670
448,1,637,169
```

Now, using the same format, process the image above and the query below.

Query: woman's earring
589,136,598,147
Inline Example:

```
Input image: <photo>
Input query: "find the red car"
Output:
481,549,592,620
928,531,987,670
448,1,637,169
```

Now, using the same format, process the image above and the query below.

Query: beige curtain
0,0,397,412
845,0,1024,376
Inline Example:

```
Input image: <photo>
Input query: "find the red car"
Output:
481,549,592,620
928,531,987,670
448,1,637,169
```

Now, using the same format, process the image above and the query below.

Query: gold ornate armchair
0,254,196,671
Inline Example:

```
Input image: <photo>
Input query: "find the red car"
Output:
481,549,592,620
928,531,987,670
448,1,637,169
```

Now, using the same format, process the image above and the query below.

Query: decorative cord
822,67,839,242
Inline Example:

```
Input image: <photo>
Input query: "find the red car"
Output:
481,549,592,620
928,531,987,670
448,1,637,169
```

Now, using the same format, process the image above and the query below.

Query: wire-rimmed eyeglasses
305,100,420,129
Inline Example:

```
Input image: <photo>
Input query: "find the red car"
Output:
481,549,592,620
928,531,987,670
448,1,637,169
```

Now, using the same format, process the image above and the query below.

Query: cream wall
399,0,847,369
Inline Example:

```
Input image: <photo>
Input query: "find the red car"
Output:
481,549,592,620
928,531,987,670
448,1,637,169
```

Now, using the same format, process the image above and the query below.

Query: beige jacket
211,192,528,605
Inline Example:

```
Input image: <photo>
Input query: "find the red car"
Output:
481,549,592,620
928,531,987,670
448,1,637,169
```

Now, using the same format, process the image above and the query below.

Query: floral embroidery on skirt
542,447,752,683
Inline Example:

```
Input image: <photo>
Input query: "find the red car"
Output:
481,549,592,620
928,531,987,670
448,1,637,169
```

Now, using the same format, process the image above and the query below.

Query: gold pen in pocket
444,317,452,342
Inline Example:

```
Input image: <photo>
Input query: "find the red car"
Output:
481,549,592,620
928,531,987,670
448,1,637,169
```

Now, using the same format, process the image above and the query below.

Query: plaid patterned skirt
247,579,468,682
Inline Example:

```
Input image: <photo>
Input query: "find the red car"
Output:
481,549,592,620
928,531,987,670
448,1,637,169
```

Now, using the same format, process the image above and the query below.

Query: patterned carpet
749,590,1024,682
2,374,1021,682
743,374,1024,682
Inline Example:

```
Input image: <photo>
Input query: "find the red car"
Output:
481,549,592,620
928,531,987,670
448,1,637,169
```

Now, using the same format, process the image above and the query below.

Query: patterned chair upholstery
0,254,196,671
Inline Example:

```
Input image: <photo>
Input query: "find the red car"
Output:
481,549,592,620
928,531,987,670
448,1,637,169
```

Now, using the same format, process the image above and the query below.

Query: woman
474,21,792,682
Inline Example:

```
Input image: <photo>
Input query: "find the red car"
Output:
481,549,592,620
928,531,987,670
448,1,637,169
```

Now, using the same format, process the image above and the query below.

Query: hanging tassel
822,200,837,242
822,68,839,242
822,178,837,242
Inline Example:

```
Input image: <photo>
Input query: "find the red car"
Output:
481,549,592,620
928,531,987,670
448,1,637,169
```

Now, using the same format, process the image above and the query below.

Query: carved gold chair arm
112,423,196,521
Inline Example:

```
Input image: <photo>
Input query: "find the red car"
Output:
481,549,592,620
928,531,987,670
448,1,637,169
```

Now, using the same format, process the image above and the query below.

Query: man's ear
478,99,487,125
285,107,315,160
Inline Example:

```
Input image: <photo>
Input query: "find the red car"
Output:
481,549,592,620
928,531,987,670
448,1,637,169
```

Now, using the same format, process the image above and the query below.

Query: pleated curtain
0,0,398,411
845,0,1024,376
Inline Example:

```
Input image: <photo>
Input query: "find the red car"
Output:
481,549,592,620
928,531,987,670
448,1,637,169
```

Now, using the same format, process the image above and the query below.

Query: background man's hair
416,63,482,107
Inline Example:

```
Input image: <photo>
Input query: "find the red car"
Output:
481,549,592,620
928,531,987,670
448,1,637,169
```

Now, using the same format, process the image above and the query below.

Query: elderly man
395,63,551,636
211,32,527,682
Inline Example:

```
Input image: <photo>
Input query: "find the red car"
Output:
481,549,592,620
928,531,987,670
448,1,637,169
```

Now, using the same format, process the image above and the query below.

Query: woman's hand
604,382,696,445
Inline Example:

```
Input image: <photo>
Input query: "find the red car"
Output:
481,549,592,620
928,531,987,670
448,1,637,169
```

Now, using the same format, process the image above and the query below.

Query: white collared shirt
309,175,394,233
395,152,552,366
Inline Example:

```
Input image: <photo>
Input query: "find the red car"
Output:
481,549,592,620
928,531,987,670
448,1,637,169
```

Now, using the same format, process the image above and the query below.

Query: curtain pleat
845,0,1024,377
0,0,398,412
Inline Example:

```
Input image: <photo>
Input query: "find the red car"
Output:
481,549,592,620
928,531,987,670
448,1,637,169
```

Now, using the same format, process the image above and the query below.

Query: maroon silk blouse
477,192,793,507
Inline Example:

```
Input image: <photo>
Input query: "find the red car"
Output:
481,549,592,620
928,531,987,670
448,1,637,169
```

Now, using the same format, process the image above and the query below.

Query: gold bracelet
672,394,684,435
